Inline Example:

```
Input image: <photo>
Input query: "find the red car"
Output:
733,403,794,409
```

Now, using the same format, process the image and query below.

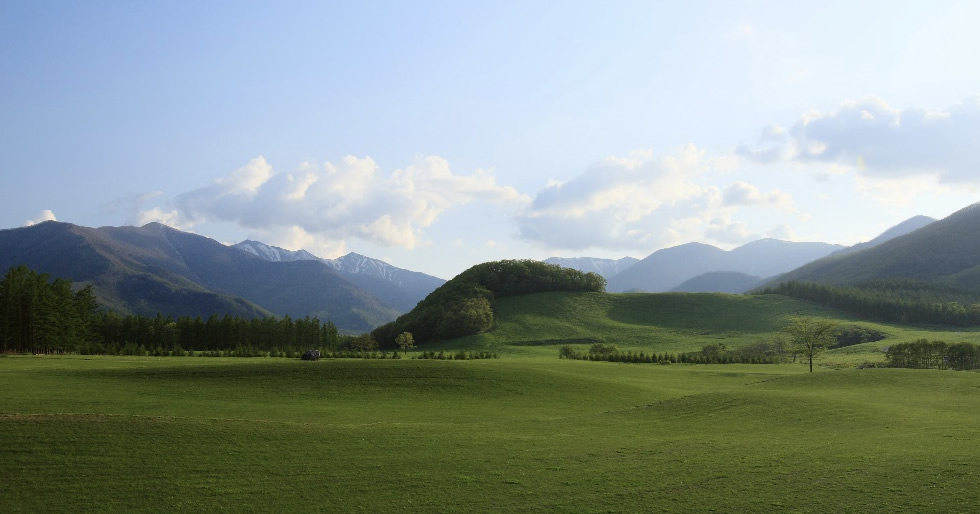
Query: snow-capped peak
232,240,319,263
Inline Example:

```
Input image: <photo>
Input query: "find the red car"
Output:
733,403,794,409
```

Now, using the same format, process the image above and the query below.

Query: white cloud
766,224,794,240
722,182,793,209
706,217,756,245
742,95,980,184
515,145,793,251
135,207,186,229
150,154,528,250
24,209,56,226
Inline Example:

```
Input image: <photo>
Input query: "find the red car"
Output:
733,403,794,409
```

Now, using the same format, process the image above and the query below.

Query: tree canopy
784,316,837,372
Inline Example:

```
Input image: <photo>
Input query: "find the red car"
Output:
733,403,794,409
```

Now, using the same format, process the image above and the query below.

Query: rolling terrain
2,355,978,512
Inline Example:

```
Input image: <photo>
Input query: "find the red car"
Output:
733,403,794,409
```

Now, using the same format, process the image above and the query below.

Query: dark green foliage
784,317,837,372
558,344,579,359
885,339,980,370
561,342,780,365
0,265,100,354
345,333,379,352
395,332,415,354
414,350,498,360
589,342,618,356
373,260,605,346
759,280,980,325
0,266,345,356
833,325,886,348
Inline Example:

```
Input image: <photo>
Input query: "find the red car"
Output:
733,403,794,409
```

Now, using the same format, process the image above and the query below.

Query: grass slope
2,355,979,512
430,291,980,369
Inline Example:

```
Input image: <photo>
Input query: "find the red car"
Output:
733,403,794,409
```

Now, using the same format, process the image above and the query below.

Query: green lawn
3,355,980,512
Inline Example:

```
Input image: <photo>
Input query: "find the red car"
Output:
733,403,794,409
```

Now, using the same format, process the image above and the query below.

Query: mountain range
542,256,639,280
3,206,972,331
605,239,846,293
0,222,444,331
233,240,445,312
762,207,980,289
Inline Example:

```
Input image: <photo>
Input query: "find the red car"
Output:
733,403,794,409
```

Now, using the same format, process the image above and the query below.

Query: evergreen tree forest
759,280,980,326
0,266,339,355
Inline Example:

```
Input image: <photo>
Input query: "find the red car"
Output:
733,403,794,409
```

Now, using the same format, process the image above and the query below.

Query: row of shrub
78,343,317,358
560,342,793,365
415,350,499,360
559,345,779,364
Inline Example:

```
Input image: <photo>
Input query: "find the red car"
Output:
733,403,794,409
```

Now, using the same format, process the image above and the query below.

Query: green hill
373,259,605,345
440,291,852,354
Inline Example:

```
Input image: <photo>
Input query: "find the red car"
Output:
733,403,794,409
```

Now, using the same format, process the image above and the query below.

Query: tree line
558,340,794,365
0,265,343,355
758,280,980,326
885,339,980,370
0,265,99,354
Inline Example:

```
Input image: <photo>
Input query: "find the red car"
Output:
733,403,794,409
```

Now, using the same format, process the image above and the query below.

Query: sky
3,1,980,279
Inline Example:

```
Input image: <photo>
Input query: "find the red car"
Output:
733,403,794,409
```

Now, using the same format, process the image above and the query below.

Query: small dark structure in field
301,349,320,361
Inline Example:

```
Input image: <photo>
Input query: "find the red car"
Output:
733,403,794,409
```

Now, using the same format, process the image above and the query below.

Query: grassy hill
419,291,980,367
447,291,843,352
3,355,980,511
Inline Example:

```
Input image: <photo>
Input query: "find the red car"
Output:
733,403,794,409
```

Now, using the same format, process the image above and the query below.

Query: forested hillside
373,260,606,345
758,204,980,323
0,265,341,355
768,203,980,289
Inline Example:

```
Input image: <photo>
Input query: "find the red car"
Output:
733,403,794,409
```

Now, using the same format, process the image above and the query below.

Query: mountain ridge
0,222,399,331
762,206,980,290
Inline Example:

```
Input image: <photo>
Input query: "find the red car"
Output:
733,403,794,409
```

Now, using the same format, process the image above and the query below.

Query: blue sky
3,1,980,278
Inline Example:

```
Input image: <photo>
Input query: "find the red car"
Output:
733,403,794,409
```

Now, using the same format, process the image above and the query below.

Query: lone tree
395,332,415,355
784,317,837,372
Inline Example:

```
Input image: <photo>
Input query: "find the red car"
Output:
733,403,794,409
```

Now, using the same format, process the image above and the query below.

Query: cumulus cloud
515,145,793,251
706,217,756,245
153,155,528,250
136,207,186,229
722,182,793,208
741,95,980,183
24,209,56,226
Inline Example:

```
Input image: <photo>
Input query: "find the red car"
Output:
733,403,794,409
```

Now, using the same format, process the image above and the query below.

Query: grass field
5,291,980,512
2,354,980,512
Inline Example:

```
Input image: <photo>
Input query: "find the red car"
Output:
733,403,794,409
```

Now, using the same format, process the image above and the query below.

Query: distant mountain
542,256,638,280
764,204,980,290
832,215,936,256
234,240,319,262
606,240,842,293
231,241,445,312
670,271,765,294
0,222,400,331
322,253,446,312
